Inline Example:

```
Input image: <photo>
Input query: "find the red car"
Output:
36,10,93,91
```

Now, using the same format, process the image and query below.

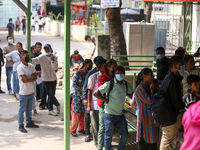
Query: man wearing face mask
3,35,16,95
31,44,60,116
87,58,106,148
156,47,170,86
17,50,39,133
157,56,185,150
7,18,15,42
93,66,134,150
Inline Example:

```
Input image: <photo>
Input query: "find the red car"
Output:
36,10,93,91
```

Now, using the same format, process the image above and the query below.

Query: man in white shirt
31,44,60,116
87,58,106,148
3,35,16,95
17,50,39,133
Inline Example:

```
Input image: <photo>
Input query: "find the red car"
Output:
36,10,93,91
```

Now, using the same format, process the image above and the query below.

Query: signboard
101,0,120,8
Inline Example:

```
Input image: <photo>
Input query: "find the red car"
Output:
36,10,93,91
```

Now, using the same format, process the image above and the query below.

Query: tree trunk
146,2,153,23
106,1,128,67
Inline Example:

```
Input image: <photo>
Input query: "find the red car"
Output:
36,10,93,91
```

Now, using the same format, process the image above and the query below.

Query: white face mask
115,74,125,81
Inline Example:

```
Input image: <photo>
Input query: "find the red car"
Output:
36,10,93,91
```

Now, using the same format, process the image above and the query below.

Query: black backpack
151,78,176,127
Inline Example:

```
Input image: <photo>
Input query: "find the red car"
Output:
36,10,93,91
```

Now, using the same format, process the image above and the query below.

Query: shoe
26,122,39,128
48,110,58,116
0,90,5,94
57,104,60,114
37,99,41,102
19,125,27,133
8,90,13,95
85,135,91,142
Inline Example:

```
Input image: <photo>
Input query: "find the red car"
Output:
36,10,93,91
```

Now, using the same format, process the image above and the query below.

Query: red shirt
97,72,112,106
71,54,80,61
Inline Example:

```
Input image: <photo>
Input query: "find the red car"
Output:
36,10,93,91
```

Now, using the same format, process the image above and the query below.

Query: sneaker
19,125,27,133
8,90,13,95
0,90,5,94
26,122,39,128
57,104,60,114
48,110,58,116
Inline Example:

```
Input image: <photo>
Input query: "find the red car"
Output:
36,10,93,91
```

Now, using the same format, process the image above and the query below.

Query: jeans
13,71,19,93
98,106,105,149
43,81,59,111
103,113,128,150
32,97,36,110
6,67,13,91
84,105,91,135
18,94,34,125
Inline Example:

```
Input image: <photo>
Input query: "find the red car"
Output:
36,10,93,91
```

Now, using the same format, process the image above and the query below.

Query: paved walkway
0,31,138,150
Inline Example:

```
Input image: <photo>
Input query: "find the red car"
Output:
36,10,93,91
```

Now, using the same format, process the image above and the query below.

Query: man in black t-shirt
156,47,170,85
0,41,5,93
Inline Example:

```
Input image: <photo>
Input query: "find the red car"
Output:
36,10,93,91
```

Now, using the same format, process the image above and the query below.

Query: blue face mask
157,54,164,60
115,74,125,81
45,52,51,56
178,65,185,73
8,39,13,44
9,21,12,23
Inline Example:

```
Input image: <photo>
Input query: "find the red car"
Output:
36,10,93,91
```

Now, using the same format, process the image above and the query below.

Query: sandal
71,132,78,137
78,130,85,134
85,135,90,142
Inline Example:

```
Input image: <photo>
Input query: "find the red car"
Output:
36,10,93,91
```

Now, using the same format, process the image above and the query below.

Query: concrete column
96,35,111,60
192,5,200,52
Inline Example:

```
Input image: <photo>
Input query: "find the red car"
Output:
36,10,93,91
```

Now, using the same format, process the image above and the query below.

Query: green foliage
90,13,103,27
49,12,64,21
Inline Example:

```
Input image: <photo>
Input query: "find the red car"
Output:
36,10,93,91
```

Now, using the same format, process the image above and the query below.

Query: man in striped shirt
184,75,200,110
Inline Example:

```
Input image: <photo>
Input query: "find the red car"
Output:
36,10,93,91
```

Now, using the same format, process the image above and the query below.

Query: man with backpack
152,56,185,150
93,66,134,150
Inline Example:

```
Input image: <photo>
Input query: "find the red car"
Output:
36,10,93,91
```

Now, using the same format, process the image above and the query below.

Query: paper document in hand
36,76,43,85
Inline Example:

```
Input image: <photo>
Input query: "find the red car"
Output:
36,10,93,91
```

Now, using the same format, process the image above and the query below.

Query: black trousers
84,105,91,135
39,82,47,109
0,66,1,90
22,25,26,34
138,127,157,150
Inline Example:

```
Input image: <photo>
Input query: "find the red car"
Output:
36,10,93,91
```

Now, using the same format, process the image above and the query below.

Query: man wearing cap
31,43,60,116
70,50,84,67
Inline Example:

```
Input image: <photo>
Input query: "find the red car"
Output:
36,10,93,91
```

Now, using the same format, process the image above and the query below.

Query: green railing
111,55,156,68
112,55,158,89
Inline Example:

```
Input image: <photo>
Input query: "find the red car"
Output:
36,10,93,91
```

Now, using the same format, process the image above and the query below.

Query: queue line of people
0,35,60,133
69,46,200,150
